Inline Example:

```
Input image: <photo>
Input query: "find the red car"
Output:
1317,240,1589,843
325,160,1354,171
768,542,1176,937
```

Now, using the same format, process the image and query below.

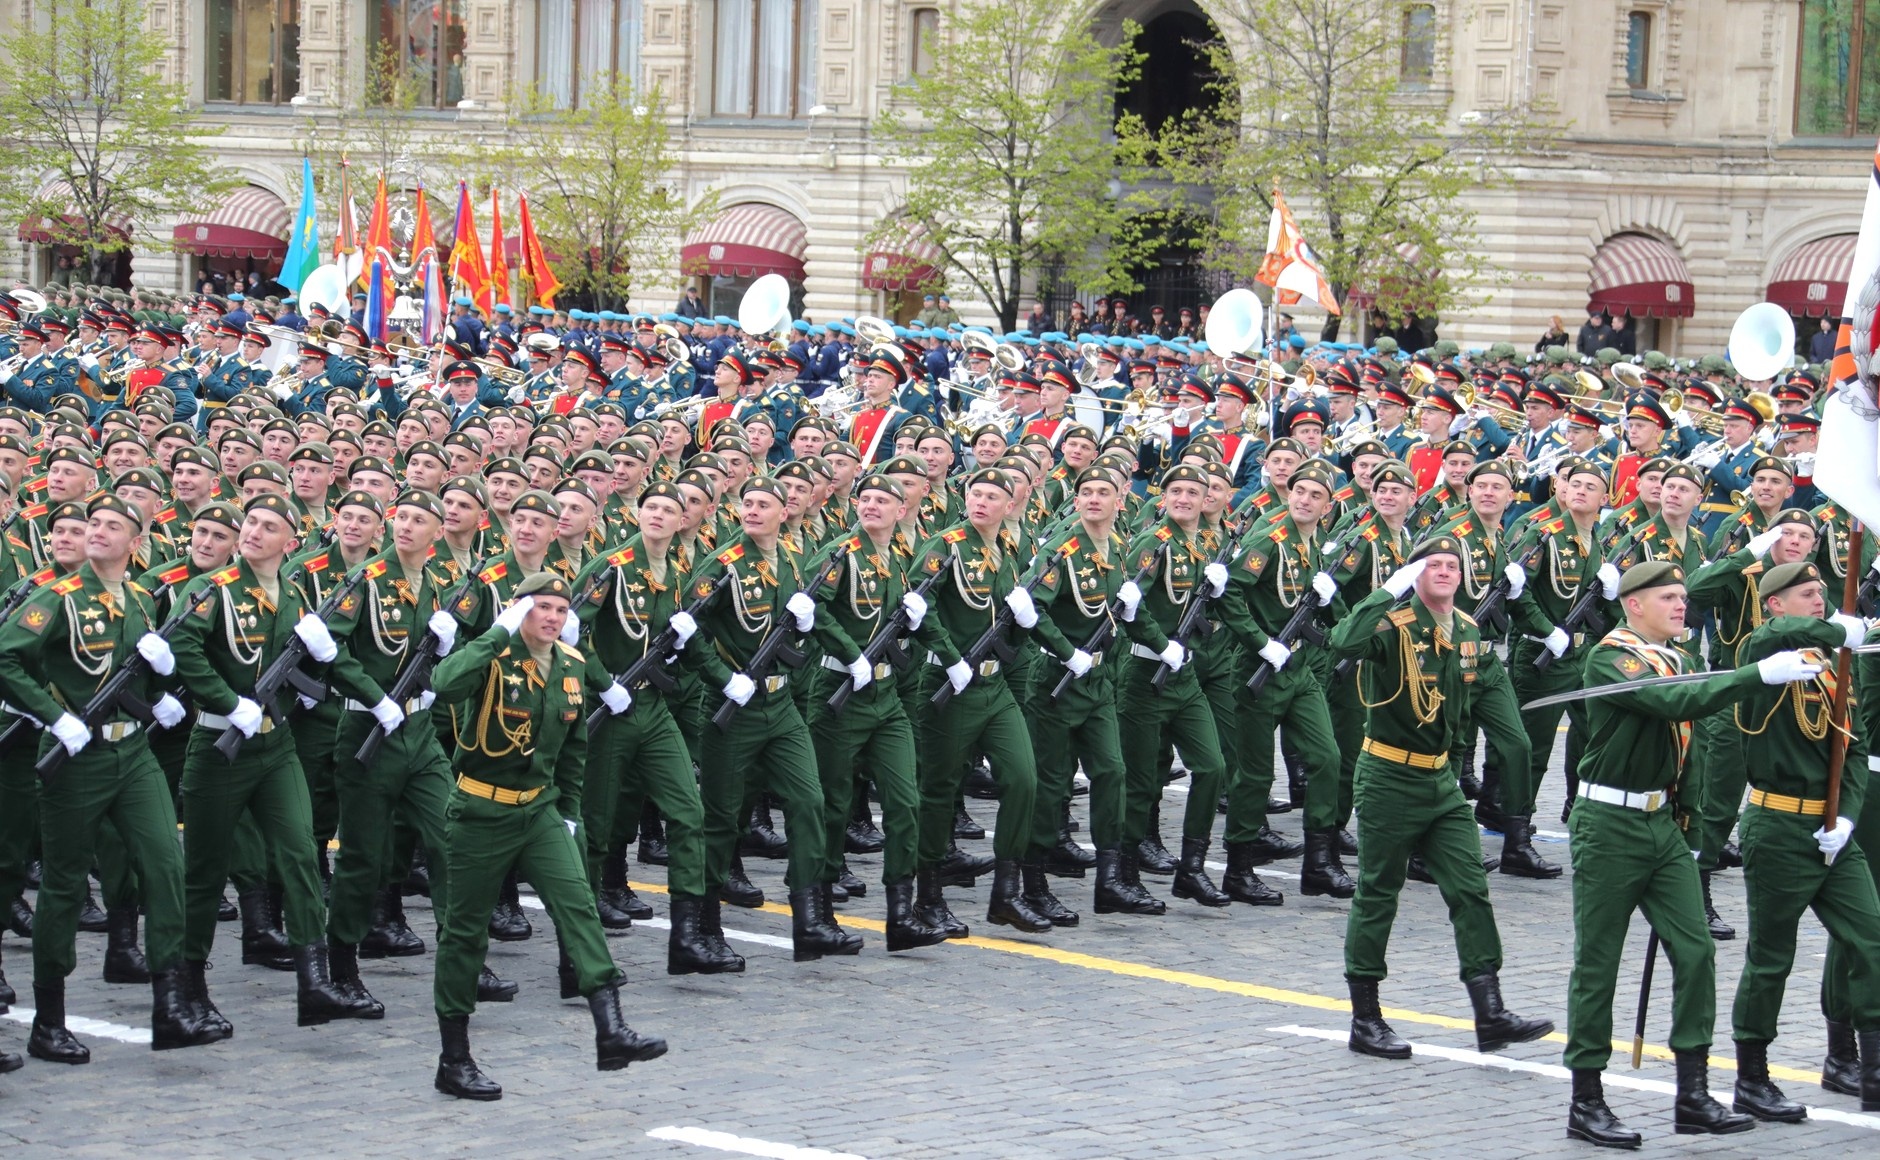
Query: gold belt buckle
1643,791,1663,812
257,715,275,735
516,786,542,804
977,660,1000,678
100,722,132,742
764,674,788,693
872,662,893,681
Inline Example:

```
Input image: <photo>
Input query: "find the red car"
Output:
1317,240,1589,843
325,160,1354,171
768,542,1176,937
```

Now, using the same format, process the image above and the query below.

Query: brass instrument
1573,369,1604,396
1408,363,1437,389
1328,417,1378,453
993,342,1026,373
853,314,899,354
1073,340,1105,385
1611,362,1646,392
475,356,525,386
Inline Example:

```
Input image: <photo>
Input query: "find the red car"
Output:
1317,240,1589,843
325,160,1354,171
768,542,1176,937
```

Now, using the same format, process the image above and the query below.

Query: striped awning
17,178,132,243
862,222,943,291
1345,242,1425,311
173,186,292,258
1766,234,1857,317
681,203,807,281
1588,233,1693,318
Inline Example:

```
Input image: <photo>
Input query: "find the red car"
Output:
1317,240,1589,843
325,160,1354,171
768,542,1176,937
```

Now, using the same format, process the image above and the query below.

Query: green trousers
1733,803,1880,1042
180,723,327,959
326,709,455,946
1325,670,1365,828
1507,639,1587,817
1344,752,1504,981
1695,717,1747,870
1825,765,1880,1026
916,671,1036,864
1118,657,1225,844
1564,800,1716,1071
291,701,342,850
1229,663,1336,838
33,733,187,979
810,669,919,884
0,722,39,904
699,683,825,892
1445,652,1533,813
434,785,620,1018
587,696,705,898
1029,663,1126,851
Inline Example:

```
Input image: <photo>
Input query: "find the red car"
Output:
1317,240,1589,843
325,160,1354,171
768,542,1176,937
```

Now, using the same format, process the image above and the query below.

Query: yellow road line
630,881,1821,1086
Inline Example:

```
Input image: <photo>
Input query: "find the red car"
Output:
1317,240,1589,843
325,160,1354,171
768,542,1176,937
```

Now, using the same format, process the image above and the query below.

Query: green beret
638,481,684,508
442,431,481,451
288,442,335,465
191,501,242,532
483,456,527,479
513,571,572,600
441,475,489,507
88,492,143,528
1289,463,1335,494
740,476,787,503
1771,508,1816,532
242,493,297,526
393,490,445,522
916,425,957,447
218,428,259,451
237,460,288,487
1440,439,1477,458
349,455,396,480
49,499,90,526
1347,439,1391,461
336,489,384,517
552,477,599,506
1750,454,1792,479
512,489,562,518
261,417,297,436
1370,461,1415,490
823,440,862,461
801,455,834,480
856,474,906,501
1074,465,1126,492
1564,458,1608,483
964,467,1015,495
569,450,615,475
1640,456,1674,477
739,409,776,430
1467,459,1516,485
1619,559,1685,596
675,469,715,495
1265,437,1306,458
684,452,727,475
101,428,147,449
1760,560,1822,599
406,439,448,465
45,445,94,469
971,424,1007,445
880,455,924,477
112,467,166,495
1409,534,1462,564
1660,463,1705,488
1161,463,1208,490
607,440,649,464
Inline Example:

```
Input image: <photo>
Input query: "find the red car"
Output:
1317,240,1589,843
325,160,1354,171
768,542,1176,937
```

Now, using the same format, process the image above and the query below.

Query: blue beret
714,315,735,326
229,292,245,302
494,304,512,314
791,319,809,332
1141,335,1161,347
281,296,297,305
452,295,472,307
529,305,550,316
809,325,827,337
1193,341,1210,353
1122,338,1145,352
659,312,679,322
1287,334,1307,350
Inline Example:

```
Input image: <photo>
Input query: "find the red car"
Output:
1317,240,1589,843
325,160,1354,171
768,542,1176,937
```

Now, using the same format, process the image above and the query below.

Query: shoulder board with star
1743,561,1764,576
5,533,25,550
156,563,191,586
1457,610,1477,627
1387,607,1418,627
361,559,390,580
153,506,177,525
1542,517,1568,535
1451,519,1474,537
1267,525,1289,543
942,527,970,544
24,479,46,495
19,501,46,519
1153,526,1174,542
716,543,746,566
50,574,84,595
207,565,243,587
303,553,331,575
478,560,508,584
607,545,635,567
27,566,56,587
127,580,148,597
1636,522,1658,540
1361,523,1380,542
1737,511,1754,526
837,534,864,555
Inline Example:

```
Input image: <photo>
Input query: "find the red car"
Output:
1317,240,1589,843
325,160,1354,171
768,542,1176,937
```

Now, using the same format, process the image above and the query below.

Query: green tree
872,2,1168,332
0,0,233,283
492,82,714,312
1164,0,1547,339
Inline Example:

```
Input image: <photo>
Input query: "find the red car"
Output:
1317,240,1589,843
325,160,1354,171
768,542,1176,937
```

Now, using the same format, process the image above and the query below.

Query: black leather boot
720,854,765,908
151,967,217,1051
361,884,426,958
1346,977,1410,1059
1337,829,1358,856
1021,856,1079,927
558,935,579,1000
597,846,634,929
1221,842,1284,906
1464,969,1554,1051
741,799,789,858
1566,1068,1641,1149
952,802,985,840
326,939,383,1019
818,883,863,953
1301,829,1357,898
697,899,746,971
667,895,736,975
1717,840,1743,870
1700,871,1735,941
0,939,13,1010
846,793,885,853
790,886,860,961
435,1014,502,1100
28,981,89,1063
885,879,948,952
102,906,151,984
487,872,532,942
964,762,1000,799
636,800,669,865
1823,1019,1859,1095
1457,749,1481,800
1246,823,1303,864
835,862,867,899
1473,772,1506,833
1266,794,1294,814
1136,804,1175,875
1284,747,1307,809
589,980,667,1070
1094,847,1157,914
1406,852,1435,883
1118,847,1167,915
238,887,292,970
1046,802,1095,877
1171,837,1231,908
401,845,431,896
936,840,993,886
217,893,238,922
477,963,518,1002
1672,1048,1755,1134
184,960,233,1040
77,887,107,933
1499,816,1562,879
1732,1039,1806,1121
915,867,969,939
986,859,1052,932
295,943,377,1026
5,894,31,938
1860,1028,1880,1112
0,1044,18,1073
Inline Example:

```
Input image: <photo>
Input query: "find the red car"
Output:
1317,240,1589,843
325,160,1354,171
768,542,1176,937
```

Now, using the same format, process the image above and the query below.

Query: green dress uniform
1684,540,1778,871
1327,514,1414,828
1506,512,1606,821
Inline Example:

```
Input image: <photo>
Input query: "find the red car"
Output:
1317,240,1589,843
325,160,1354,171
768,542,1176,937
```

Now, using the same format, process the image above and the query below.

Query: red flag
517,193,561,309
333,158,358,261
360,172,394,309
449,181,490,313
410,186,443,344
488,189,510,313
1257,186,1340,316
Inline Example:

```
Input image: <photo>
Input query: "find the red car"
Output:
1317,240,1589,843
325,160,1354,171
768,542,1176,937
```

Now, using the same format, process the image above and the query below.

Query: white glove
668,609,698,647
294,616,338,663
565,817,578,837
1322,541,1340,559
1158,641,1186,672
1066,649,1094,677
370,696,405,733
1312,571,1337,606
1536,626,1568,659
270,380,293,400
0,368,13,385
1503,562,1527,600
1204,561,1229,597
51,712,90,755
1258,639,1291,671
1757,649,1824,685
79,353,99,372
559,614,581,645
298,694,318,710
1831,612,1866,650
786,591,816,631
1815,815,1855,862
946,658,972,693
1675,409,1694,430
1745,526,1783,558
136,632,176,676
901,590,928,630
428,610,457,656
495,595,535,634
1597,562,1621,600
723,673,756,705
1004,587,1038,629
506,383,528,403
600,681,632,714
227,696,264,738
1118,580,1143,622
1382,559,1428,599
151,693,185,730
847,656,873,690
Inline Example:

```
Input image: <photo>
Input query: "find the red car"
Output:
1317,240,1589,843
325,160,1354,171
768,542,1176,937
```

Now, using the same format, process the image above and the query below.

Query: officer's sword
1631,930,1660,1069
1517,643,1880,711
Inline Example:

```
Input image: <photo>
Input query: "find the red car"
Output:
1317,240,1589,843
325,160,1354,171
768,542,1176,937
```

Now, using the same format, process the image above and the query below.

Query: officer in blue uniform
1373,383,1416,459
0,322,75,412
1697,397,1767,539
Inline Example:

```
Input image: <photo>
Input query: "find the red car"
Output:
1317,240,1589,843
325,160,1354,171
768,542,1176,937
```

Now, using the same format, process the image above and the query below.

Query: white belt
196,712,272,735
1577,782,1667,812
926,651,1000,678
343,697,428,714
92,721,140,743
1129,642,1189,662
820,655,894,682
1870,755,1880,775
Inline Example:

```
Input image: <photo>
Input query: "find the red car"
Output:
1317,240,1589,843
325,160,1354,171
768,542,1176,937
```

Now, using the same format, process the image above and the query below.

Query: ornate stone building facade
5,0,1878,351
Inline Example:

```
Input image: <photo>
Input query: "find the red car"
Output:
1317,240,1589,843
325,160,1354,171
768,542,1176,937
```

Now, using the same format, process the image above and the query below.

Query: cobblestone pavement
1,744,1875,1158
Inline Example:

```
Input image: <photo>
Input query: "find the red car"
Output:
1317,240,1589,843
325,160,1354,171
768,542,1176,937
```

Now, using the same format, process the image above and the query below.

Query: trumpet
1329,417,1377,453
475,356,526,386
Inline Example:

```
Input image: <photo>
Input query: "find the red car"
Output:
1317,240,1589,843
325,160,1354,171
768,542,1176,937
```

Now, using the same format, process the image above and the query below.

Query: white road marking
3,1008,151,1045
1271,1025,1880,1132
646,1125,869,1159
516,892,795,949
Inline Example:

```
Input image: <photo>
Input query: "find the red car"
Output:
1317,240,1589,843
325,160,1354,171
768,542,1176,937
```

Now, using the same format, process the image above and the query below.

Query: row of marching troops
0,285,1874,1147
